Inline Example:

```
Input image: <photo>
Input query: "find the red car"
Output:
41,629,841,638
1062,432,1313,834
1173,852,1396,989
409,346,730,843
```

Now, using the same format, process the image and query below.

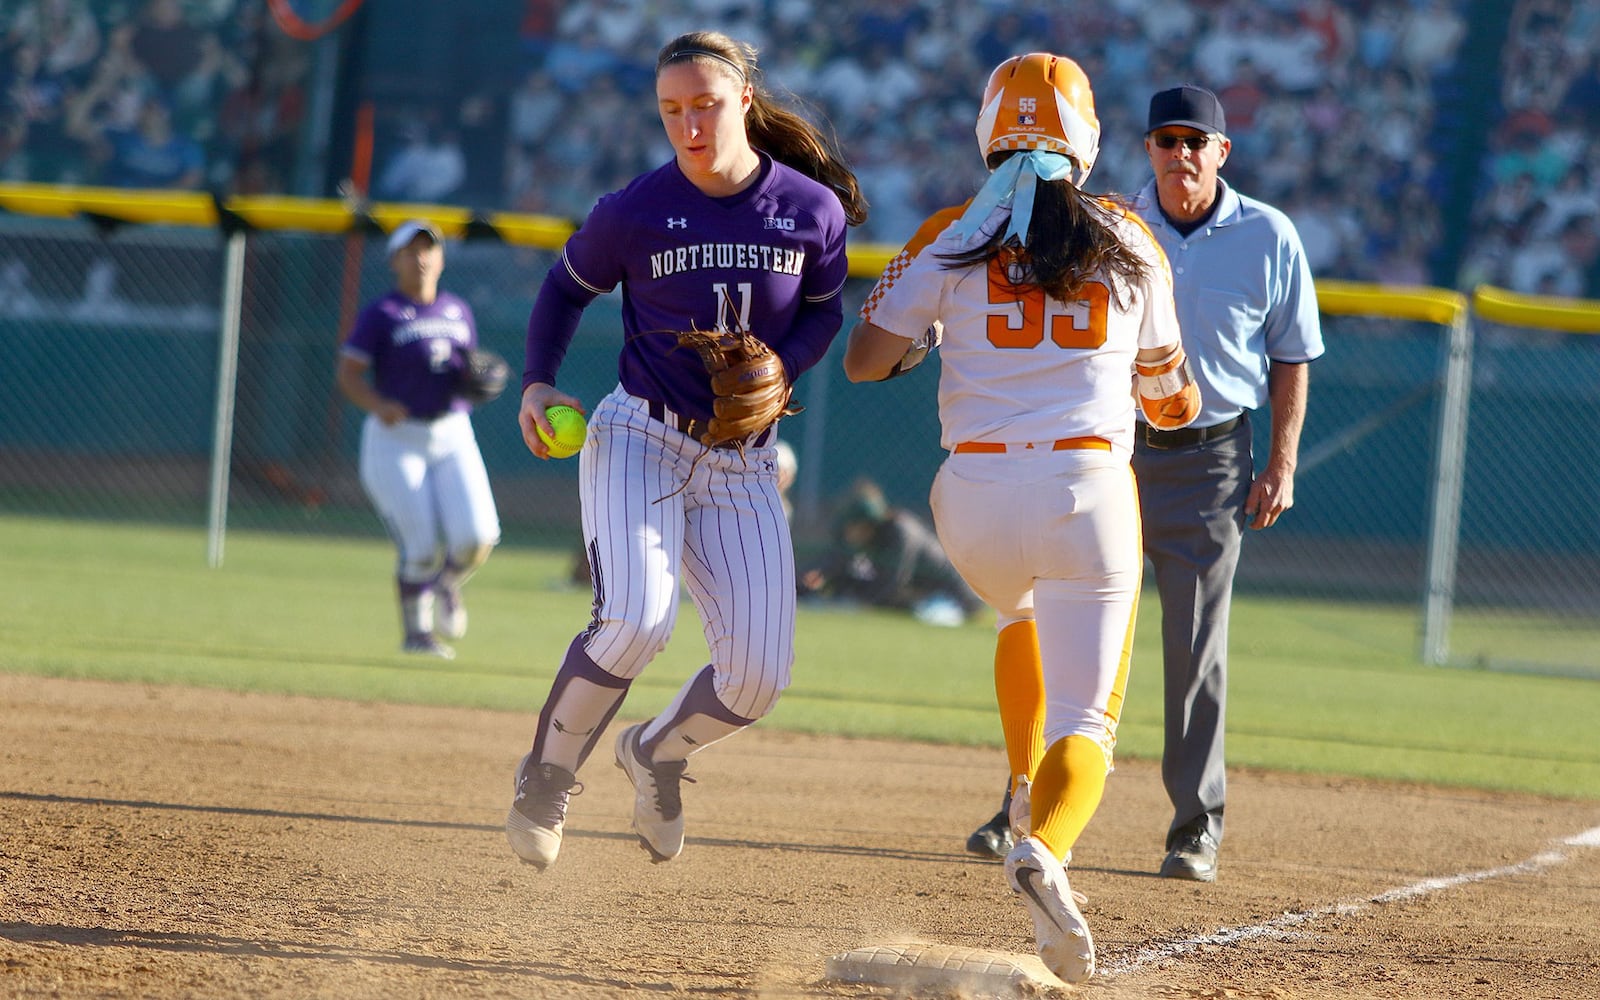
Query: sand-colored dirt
2,673,1597,998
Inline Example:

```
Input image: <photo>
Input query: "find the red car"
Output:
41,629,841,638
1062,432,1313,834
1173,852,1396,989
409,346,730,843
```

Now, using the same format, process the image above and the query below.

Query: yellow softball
538,405,587,459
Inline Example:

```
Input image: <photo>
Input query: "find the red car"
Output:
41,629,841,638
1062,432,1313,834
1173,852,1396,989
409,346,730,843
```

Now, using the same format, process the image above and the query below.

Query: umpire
1130,85,1325,881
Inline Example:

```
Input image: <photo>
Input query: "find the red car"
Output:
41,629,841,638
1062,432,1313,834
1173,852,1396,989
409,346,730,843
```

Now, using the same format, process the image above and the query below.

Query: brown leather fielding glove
675,328,797,447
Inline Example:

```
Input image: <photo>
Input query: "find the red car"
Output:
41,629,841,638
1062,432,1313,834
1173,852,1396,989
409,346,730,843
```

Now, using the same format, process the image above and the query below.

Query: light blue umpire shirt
1128,176,1326,430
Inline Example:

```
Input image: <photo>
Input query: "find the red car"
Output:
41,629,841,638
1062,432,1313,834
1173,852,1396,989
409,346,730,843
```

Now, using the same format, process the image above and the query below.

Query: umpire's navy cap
1147,85,1227,135
386,219,443,257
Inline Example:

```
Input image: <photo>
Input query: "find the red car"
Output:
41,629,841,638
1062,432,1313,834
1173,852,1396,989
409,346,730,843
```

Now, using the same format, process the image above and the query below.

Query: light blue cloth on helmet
945,150,1077,247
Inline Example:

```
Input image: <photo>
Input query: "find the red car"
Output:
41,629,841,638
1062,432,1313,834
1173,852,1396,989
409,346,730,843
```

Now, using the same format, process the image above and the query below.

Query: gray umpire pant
1132,418,1252,852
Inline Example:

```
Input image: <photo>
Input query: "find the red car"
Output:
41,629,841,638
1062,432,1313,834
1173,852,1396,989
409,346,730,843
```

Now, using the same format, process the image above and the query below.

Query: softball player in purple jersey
336,220,501,660
505,30,867,870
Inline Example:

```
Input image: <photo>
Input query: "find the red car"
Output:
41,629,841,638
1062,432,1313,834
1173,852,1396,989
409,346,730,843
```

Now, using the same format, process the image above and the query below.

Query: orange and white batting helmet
975,53,1100,187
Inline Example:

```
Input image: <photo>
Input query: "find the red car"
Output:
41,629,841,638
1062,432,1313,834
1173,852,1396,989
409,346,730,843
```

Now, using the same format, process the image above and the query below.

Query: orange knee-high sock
994,620,1045,792
1030,735,1111,861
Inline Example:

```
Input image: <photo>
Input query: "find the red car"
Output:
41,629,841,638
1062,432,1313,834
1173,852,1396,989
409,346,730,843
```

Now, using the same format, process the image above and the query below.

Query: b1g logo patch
763,217,795,231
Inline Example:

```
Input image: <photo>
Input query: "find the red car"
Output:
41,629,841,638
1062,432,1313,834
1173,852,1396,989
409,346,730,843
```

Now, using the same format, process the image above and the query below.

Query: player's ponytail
940,153,1147,306
1020,179,1149,305
657,31,869,228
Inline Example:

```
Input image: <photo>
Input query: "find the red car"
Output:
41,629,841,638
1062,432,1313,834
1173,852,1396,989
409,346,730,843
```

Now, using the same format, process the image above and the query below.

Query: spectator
376,120,466,203
798,479,984,627
1489,121,1571,189
1356,3,1405,72
1501,33,1574,115
1217,59,1268,136
1397,0,1469,85
1299,0,1356,68
69,89,204,189
555,0,649,53
509,66,561,146
7,0,101,85
1534,162,1598,239
2,41,81,182
1250,9,1327,95
1291,185,1362,275
541,24,621,92
1510,212,1598,296
1558,49,1600,128
1100,15,1151,92
455,93,504,205
126,0,206,103
1301,82,1347,137
1137,0,1199,49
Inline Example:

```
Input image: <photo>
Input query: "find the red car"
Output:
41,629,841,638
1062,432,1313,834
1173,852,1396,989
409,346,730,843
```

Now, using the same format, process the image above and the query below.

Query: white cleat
505,754,580,870
614,723,692,863
437,584,467,640
1005,835,1094,984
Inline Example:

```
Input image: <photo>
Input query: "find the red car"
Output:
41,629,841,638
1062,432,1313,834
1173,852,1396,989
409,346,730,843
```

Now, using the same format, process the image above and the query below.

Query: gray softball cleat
614,723,694,863
506,754,581,870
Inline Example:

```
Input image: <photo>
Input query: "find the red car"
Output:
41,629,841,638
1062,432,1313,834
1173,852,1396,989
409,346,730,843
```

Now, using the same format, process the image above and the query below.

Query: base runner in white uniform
844,53,1201,985
503,30,867,872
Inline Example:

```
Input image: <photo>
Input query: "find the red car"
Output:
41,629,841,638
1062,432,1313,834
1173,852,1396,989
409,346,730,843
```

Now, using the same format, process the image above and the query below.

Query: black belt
648,400,771,449
1139,414,1243,450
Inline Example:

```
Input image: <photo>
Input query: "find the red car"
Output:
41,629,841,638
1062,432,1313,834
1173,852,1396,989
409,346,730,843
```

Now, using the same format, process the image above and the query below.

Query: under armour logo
667,217,688,229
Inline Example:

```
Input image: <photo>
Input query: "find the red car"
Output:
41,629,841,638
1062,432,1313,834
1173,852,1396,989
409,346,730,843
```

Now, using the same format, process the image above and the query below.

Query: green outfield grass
3,514,1597,800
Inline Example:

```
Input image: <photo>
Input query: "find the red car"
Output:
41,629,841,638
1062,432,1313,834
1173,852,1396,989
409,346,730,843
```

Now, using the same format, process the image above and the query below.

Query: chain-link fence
2,210,1596,676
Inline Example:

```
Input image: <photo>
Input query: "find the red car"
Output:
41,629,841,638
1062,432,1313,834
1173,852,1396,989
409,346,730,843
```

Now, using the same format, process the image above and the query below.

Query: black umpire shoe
1160,827,1219,882
965,808,1014,859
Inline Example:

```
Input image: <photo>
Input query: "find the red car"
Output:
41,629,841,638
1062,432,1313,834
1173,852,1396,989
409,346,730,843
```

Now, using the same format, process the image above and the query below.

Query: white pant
930,447,1141,745
359,411,500,580
576,387,794,721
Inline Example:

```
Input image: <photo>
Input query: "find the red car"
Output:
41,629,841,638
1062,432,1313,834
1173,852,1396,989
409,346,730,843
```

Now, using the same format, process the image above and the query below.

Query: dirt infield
2,673,1597,999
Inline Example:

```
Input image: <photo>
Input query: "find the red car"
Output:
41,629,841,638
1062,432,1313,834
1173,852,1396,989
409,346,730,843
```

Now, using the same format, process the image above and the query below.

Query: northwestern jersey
342,290,479,420
860,199,1183,453
526,153,849,418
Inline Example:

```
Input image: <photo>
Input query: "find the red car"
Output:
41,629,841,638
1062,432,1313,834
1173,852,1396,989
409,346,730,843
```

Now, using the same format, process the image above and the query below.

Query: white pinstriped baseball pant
576,386,795,721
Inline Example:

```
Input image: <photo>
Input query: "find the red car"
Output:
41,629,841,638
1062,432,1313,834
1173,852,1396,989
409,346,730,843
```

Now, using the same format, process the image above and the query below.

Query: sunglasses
1152,134,1220,151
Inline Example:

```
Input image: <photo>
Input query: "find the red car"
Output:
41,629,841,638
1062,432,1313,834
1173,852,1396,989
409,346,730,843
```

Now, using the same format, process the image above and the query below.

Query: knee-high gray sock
529,635,631,773
640,665,756,763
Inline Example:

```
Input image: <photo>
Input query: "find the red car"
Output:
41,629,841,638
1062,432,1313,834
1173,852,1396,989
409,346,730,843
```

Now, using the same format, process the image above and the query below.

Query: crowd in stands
507,0,1484,291
3,0,1596,300
0,0,310,195
506,0,1600,298
1455,0,1600,299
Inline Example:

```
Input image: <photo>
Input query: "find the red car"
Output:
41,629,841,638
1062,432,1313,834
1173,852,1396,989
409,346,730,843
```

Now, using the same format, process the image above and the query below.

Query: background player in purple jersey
504,29,868,871
336,220,502,660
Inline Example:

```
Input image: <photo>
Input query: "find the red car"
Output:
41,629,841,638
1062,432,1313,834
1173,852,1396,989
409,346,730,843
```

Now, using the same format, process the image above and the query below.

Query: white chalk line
1098,824,1600,978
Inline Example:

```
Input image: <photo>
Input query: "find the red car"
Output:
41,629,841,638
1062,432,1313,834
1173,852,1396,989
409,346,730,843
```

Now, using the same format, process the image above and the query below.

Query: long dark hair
941,152,1148,304
656,31,869,227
